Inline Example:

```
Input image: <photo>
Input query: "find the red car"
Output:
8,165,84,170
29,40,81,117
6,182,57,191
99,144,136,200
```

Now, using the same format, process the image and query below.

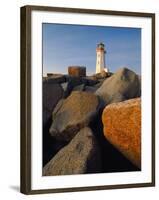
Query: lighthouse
96,42,108,73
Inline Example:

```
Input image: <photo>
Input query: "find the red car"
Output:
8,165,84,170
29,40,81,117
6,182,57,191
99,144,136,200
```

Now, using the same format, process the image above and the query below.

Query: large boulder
43,83,63,126
43,127,102,176
52,99,64,119
94,81,104,89
102,98,141,168
95,68,141,105
49,91,100,141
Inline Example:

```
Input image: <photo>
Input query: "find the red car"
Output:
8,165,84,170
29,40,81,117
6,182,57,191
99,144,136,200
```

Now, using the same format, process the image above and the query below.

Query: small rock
93,70,109,79
43,127,102,176
73,84,85,91
86,76,98,81
85,86,97,93
61,82,71,97
102,98,141,168
83,77,99,86
61,82,69,92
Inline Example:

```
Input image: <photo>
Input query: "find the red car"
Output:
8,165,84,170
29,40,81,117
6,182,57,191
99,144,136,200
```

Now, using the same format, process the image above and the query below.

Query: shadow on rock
89,107,140,173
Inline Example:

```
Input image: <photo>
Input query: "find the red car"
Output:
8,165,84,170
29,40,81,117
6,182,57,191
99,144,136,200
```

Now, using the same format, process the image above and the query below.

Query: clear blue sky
42,23,141,75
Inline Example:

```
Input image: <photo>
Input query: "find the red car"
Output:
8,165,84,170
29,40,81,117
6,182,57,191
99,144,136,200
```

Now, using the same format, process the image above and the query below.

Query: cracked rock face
102,98,141,168
43,127,102,176
49,91,100,141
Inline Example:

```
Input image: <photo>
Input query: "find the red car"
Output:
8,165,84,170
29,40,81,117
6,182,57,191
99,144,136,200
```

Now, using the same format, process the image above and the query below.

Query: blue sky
43,23,141,75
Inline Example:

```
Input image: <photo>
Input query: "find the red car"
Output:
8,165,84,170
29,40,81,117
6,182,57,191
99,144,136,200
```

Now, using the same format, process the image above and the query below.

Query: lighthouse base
96,67,109,74
104,67,109,73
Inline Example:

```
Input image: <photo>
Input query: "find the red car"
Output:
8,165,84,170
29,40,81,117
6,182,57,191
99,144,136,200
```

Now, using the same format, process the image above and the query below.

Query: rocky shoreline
43,67,141,176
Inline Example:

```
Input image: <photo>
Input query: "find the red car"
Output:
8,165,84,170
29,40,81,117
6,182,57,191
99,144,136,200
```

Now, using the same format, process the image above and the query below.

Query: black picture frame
20,5,155,194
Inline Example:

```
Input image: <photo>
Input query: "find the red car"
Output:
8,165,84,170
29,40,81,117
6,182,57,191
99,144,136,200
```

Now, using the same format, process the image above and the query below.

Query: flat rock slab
43,74,66,84
49,91,99,141
43,127,102,176
102,98,141,168
96,68,141,105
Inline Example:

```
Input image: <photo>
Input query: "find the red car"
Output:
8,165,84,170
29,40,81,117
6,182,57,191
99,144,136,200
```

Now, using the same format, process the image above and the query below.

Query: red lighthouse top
96,42,106,53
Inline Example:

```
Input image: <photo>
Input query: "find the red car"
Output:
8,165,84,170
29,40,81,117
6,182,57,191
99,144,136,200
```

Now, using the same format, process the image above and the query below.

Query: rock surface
43,83,63,126
49,91,99,141
102,98,141,168
73,84,85,91
61,82,72,98
85,86,97,93
96,68,141,105
68,66,86,77
43,127,101,176
83,77,99,86
43,74,66,84
61,76,99,97
93,70,110,79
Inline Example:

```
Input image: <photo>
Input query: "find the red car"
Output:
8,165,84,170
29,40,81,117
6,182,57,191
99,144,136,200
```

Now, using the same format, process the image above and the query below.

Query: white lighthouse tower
96,42,108,73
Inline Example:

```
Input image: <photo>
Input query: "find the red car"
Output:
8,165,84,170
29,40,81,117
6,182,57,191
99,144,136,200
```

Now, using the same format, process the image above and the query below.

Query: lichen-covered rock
102,98,141,168
49,91,99,141
96,68,141,105
43,83,63,126
43,127,102,176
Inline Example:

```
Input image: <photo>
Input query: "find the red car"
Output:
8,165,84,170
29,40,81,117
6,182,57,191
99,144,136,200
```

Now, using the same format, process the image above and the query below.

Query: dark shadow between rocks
43,117,68,167
89,107,140,173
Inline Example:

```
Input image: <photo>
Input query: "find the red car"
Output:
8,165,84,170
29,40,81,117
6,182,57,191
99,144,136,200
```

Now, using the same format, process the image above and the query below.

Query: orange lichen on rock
102,98,141,168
